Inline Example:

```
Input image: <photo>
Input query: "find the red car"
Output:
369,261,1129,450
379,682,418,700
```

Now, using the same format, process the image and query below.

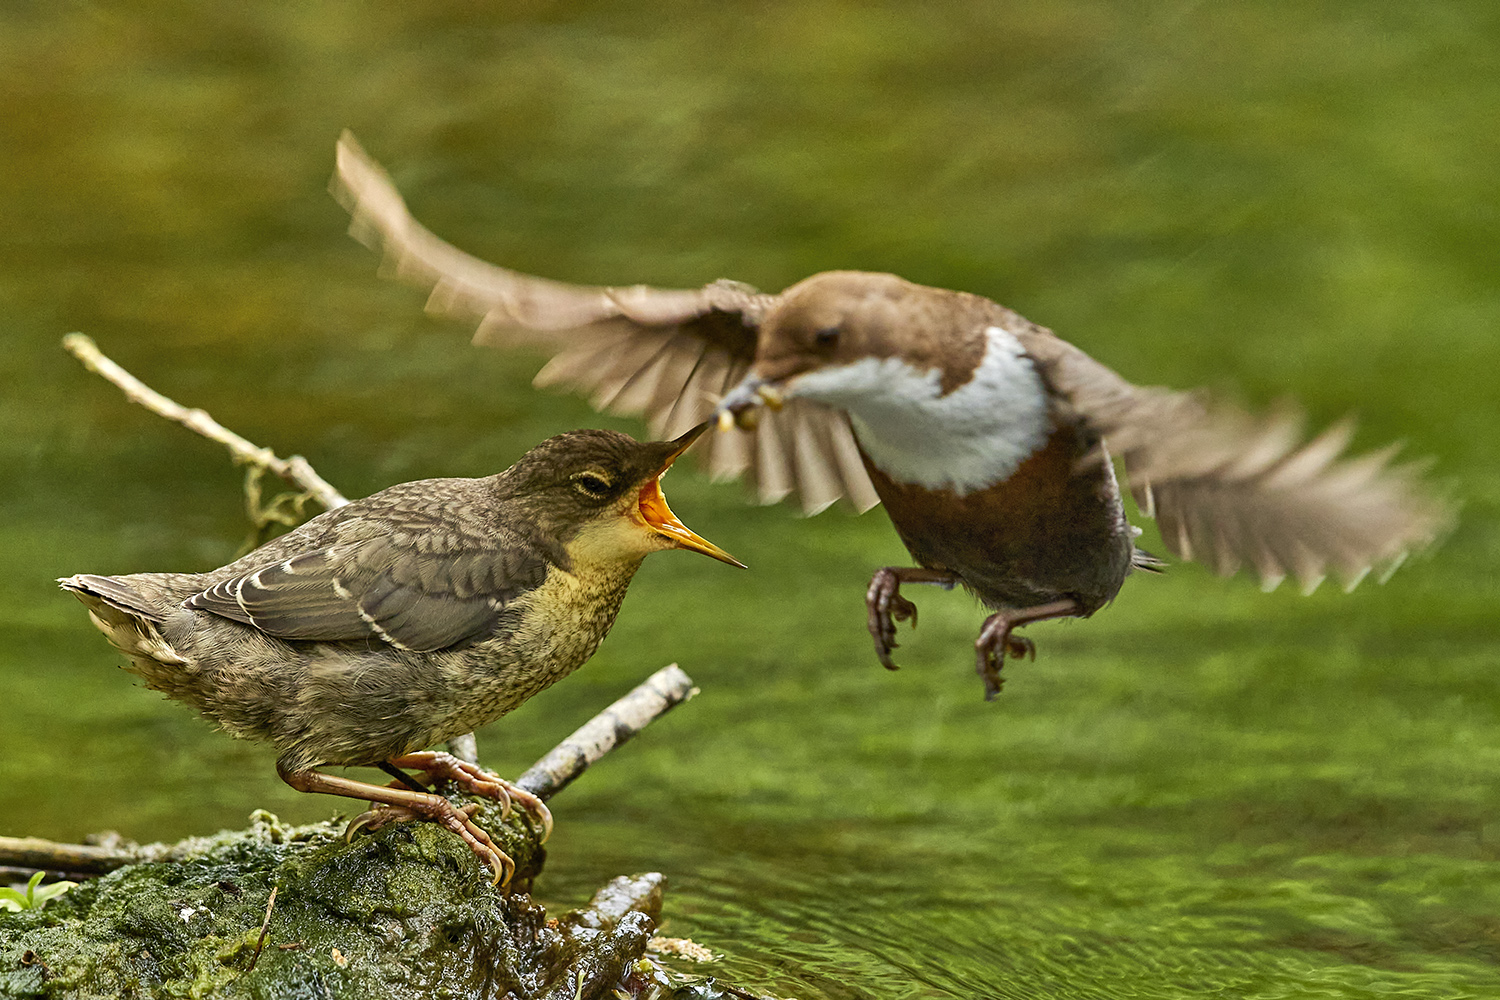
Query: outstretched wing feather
1014,326,1447,591
333,131,878,514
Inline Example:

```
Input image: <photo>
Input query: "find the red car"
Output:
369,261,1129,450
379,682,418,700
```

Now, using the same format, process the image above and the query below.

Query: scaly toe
498,783,554,844
396,752,517,819
345,804,419,841
453,814,514,888
974,652,1005,701
868,611,903,671
890,594,919,627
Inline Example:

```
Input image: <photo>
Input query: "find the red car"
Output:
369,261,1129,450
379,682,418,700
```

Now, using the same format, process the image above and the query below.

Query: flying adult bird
332,132,1447,699
61,425,741,885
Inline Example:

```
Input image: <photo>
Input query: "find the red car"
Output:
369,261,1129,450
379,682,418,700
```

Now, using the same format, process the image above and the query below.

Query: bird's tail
1131,548,1168,574
59,573,167,622
59,573,191,670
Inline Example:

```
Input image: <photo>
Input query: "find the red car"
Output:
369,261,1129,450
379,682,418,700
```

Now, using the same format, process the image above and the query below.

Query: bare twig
245,884,278,972
447,732,479,766
1,665,697,877
517,664,698,802
61,333,348,511
0,839,135,878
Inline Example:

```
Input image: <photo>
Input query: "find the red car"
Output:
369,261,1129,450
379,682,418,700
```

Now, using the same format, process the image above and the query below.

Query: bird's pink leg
866,567,960,670
388,751,553,843
974,598,1080,701
277,762,515,887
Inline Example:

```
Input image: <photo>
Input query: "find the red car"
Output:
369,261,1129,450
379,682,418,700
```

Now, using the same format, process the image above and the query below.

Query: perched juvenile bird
332,133,1447,698
61,424,741,884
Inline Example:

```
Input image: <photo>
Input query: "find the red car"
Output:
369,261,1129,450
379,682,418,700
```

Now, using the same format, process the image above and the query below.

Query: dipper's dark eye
571,471,614,500
814,326,841,349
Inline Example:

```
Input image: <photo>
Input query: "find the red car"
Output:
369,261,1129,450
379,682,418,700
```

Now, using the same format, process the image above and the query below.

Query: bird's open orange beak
639,423,746,568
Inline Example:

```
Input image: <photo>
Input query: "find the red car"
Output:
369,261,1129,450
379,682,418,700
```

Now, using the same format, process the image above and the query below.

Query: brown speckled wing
186,532,548,653
1013,325,1449,592
332,132,877,515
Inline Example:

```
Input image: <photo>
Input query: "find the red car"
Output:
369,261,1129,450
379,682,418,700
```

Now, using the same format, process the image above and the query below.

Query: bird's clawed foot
389,751,554,843
347,752,553,887
866,567,958,670
974,614,1037,701
972,598,1081,701
280,759,541,888
346,798,514,887
867,568,919,670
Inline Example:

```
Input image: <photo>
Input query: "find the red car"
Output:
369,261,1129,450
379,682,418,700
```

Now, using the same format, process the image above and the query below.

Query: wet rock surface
0,804,675,1000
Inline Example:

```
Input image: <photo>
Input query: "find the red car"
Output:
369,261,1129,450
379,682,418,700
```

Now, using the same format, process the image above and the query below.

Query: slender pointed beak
639,423,747,568
663,420,710,461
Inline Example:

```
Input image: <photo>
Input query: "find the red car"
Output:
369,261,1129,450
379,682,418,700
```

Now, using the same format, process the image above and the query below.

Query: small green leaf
0,872,76,911
31,879,78,908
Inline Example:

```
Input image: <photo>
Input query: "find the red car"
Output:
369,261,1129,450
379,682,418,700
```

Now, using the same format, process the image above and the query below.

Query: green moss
0,800,666,1000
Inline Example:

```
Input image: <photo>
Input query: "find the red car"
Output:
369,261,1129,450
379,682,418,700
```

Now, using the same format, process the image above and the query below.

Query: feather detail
1016,327,1448,591
332,131,875,514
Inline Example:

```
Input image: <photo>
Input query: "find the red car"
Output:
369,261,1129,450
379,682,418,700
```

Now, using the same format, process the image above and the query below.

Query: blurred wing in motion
332,131,877,514
1015,325,1449,592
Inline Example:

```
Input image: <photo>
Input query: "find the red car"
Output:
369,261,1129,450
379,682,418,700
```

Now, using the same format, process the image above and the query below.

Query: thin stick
0,839,134,877
517,663,698,802
61,333,348,511
0,664,697,876
245,884,278,972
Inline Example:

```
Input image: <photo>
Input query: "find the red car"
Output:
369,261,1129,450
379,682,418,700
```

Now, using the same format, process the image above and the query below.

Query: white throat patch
786,326,1050,493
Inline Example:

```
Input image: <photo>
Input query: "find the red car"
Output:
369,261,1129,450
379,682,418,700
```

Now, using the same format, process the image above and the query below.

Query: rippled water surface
2,3,1498,997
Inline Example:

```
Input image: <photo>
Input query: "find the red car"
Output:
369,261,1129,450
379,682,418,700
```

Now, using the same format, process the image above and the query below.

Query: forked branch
61,333,348,511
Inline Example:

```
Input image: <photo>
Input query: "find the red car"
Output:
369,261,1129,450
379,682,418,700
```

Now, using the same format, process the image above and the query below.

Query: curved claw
973,603,1068,700
346,797,516,887
866,568,920,671
502,784,554,844
391,751,511,815
345,803,419,841
974,614,1040,702
389,751,554,845
443,805,514,888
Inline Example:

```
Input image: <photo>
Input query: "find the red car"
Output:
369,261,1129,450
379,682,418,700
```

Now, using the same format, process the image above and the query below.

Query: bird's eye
571,471,614,499
814,326,841,349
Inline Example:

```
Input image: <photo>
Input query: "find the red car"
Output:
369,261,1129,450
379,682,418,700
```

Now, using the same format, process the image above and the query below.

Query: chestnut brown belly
859,421,1133,613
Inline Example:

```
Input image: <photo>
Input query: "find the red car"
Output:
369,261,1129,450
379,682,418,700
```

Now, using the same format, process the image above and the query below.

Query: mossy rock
0,804,664,999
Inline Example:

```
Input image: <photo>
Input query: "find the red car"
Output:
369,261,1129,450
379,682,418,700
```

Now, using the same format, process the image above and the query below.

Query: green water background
2,3,1498,996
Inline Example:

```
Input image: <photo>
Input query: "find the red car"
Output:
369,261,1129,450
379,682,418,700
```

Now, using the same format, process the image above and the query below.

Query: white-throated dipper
60,424,742,885
332,133,1447,698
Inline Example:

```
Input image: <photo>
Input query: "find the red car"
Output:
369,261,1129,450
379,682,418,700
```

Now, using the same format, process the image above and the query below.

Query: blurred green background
2,2,1497,996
